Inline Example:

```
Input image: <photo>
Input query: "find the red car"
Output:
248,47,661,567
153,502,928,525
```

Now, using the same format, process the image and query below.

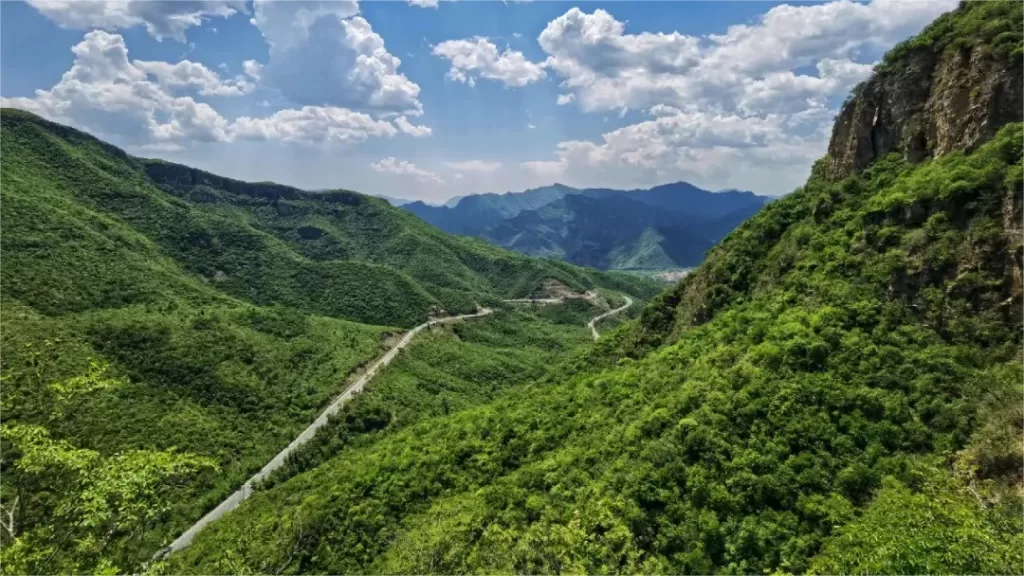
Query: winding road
587,295,634,340
155,294,633,559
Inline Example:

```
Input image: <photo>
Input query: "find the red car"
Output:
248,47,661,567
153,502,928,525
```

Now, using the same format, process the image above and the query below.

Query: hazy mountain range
402,182,771,270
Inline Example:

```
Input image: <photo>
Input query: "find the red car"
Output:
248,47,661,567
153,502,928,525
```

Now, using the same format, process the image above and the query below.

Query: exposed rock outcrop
826,2,1022,179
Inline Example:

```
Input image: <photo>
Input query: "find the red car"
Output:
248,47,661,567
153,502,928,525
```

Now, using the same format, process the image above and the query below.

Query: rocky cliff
826,1,1022,179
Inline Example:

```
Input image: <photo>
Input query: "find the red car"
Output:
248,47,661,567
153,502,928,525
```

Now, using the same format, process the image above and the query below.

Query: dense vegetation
4,3,1023,573
170,4,1023,571
260,304,601,490
173,119,1024,575
1,109,658,327
0,109,656,573
405,182,768,270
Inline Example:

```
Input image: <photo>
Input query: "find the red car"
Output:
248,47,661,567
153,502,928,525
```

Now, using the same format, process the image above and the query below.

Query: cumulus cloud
445,160,502,173
522,109,827,194
133,59,255,96
2,31,232,145
25,0,245,42
371,157,443,183
242,59,263,80
1,30,427,149
521,0,957,195
250,0,422,115
538,1,955,115
408,0,439,7
232,106,398,144
433,37,545,88
394,115,432,137
702,0,959,75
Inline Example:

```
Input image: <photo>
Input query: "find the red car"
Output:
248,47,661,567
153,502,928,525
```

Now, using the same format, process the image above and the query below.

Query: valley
159,292,634,557
1,1,1022,575
0,109,658,573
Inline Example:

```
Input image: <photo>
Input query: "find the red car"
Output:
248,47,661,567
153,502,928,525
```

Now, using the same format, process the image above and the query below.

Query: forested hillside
0,109,659,573
1,109,656,327
405,182,768,270
168,2,1023,573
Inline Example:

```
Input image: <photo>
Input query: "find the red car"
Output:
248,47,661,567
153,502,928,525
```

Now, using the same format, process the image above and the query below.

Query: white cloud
1,30,428,149
408,0,439,7
139,142,185,152
540,8,702,78
2,31,232,145
371,157,443,183
133,59,255,96
25,0,245,42
521,0,957,195
538,1,955,115
702,0,959,76
394,115,432,137
251,0,422,116
232,106,398,144
445,160,502,173
242,59,263,80
521,108,826,194
527,123,536,129
433,36,546,88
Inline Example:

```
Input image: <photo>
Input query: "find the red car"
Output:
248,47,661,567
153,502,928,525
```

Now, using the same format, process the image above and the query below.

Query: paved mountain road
156,293,634,559
587,295,634,340
154,307,494,559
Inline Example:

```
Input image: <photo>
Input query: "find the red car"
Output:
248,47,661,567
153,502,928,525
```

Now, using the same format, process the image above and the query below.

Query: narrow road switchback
587,295,634,340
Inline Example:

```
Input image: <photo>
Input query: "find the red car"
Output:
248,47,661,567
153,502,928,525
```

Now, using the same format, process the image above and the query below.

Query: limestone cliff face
826,4,1022,179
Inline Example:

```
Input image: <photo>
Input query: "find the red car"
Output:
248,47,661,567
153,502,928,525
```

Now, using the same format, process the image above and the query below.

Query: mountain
316,189,416,207
0,108,663,573
405,182,770,270
404,183,580,236
167,3,1024,574
2,109,654,328
482,194,715,270
377,194,417,207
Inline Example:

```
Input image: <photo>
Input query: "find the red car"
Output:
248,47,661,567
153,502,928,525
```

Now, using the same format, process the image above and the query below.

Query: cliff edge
826,1,1022,179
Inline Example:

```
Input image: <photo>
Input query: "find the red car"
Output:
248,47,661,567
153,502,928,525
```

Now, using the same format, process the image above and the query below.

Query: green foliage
1,108,658,328
172,122,1023,573
810,473,1024,574
878,1,1023,72
260,306,597,489
0,364,216,575
5,8,1023,571
0,108,657,570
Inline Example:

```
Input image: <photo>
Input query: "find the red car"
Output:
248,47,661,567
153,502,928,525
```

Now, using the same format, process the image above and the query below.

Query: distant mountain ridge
403,182,770,270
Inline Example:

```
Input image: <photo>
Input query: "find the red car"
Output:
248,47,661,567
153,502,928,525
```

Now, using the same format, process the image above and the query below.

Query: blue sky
1,0,956,202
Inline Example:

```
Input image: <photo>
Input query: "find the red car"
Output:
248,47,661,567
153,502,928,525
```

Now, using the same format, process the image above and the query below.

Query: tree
0,359,216,574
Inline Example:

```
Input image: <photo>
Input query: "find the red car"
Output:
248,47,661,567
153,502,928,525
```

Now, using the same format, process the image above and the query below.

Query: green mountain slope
1,109,658,328
169,3,1023,574
0,109,661,573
